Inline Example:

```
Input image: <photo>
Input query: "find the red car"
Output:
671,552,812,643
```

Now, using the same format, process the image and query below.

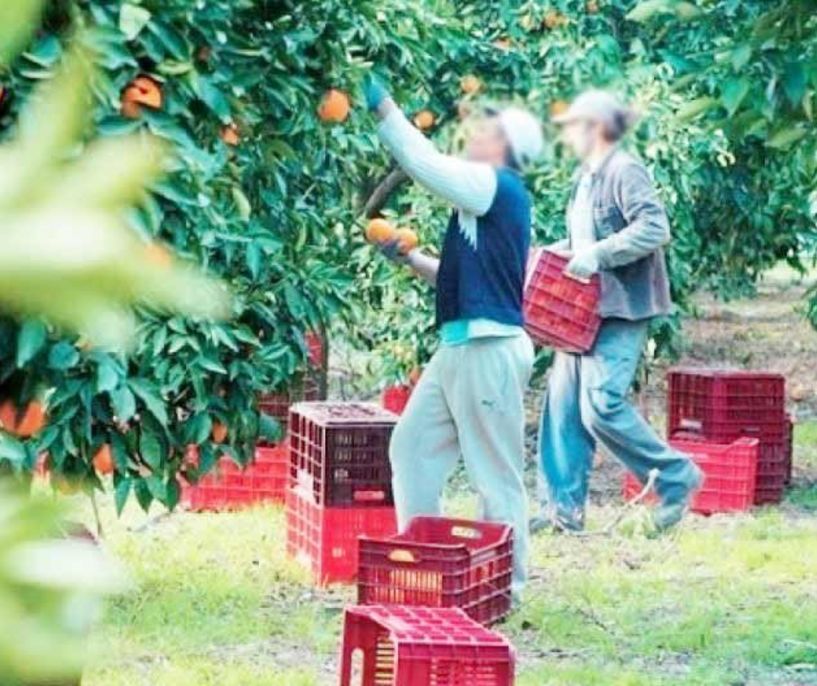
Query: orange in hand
365,218,396,244
395,228,419,254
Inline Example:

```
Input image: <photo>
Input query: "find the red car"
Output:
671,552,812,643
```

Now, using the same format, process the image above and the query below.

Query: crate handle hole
388,549,417,564
451,525,481,539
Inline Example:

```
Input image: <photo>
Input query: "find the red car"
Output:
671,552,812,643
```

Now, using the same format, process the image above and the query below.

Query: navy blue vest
436,169,531,329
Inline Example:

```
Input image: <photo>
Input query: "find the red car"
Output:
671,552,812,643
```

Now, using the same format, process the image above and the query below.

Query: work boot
529,506,585,534
651,464,704,533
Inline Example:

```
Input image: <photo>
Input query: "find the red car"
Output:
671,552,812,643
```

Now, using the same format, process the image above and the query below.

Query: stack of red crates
185,444,289,511
623,437,759,514
286,402,398,584
666,368,789,505
338,605,515,686
523,247,602,353
358,517,513,626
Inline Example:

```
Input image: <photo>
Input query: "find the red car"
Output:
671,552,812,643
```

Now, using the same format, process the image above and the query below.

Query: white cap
498,107,544,168
552,89,636,131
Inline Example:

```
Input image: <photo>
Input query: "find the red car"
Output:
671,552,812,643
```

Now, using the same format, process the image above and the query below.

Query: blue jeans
537,318,698,521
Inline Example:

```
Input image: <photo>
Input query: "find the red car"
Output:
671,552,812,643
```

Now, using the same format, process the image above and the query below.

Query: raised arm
364,76,497,216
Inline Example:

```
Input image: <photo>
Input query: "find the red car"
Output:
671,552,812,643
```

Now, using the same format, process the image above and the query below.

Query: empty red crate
623,437,759,514
289,402,397,507
339,605,515,686
185,444,289,511
286,486,396,585
784,415,794,486
754,441,787,505
523,247,601,353
667,368,786,441
358,517,512,626
382,384,412,415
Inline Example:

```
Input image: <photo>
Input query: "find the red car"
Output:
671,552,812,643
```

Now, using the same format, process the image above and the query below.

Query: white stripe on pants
389,334,534,593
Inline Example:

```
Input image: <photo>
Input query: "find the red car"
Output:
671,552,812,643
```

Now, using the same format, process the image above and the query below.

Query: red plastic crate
754,441,787,505
667,368,786,441
286,486,396,585
289,402,397,507
523,247,601,353
382,384,412,416
784,415,794,486
185,444,289,511
339,605,515,686
623,437,759,514
358,517,512,626
259,377,324,438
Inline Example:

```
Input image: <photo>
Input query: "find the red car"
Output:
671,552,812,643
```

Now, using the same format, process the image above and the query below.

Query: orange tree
0,0,477,510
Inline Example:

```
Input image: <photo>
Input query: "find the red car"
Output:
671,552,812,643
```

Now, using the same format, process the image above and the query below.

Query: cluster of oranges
365,218,419,255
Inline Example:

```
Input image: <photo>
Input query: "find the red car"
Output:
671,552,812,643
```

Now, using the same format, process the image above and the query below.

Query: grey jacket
567,148,673,320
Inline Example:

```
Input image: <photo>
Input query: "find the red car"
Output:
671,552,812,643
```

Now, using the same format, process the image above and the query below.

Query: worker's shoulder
606,148,648,174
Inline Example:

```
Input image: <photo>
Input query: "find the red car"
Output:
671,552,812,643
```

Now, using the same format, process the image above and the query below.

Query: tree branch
361,167,408,218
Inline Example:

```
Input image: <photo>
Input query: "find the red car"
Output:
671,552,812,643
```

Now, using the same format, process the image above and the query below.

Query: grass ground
78,273,817,686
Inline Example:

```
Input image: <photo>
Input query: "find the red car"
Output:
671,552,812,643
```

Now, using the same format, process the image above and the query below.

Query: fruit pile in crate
624,367,793,509
523,247,601,353
358,517,514,625
285,401,399,584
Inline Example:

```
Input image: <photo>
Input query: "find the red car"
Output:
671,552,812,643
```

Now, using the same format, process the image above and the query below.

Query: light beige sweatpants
389,334,534,593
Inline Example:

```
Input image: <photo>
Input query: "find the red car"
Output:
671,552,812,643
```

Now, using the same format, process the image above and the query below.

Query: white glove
565,245,601,279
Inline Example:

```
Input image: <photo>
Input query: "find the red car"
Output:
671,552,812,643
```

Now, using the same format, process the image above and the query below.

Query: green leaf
109,386,136,422
24,34,62,67
676,97,718,121
165,477,180,509
0,433,27,467
128,379,168,425
48,342,80,370
626,0,671,22
16,320,47,367
134,478,153,512
114,477,132,515
721,78,750,116
119,3,152,40
95,357,120,393
140,430,162,470
197,356,227,374
783,62,807,107
731,45,752,71
198,77,231,122
766,126,808,149
246,242,262,279
145,474,166,502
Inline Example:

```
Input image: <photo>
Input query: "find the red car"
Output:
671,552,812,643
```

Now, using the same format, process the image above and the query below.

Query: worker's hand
363,74,391,113
378,239,410,265
565,246,601,280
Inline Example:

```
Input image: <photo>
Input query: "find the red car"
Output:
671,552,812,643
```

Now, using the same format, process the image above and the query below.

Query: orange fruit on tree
145,242,172,267
212,421,228,443
121,75,163,119
493,37,513,50
395,228,419,254
93,444,114,475
413,110,435,130
544,11,566,29
220,123,240,146
460,74,481,95
408,367,422,386
0,400,46,438
550,100,570,117
365,218,396,244
317,88,350,123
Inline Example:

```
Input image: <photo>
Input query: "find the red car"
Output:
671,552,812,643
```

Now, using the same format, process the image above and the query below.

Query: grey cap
552,89,636,131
